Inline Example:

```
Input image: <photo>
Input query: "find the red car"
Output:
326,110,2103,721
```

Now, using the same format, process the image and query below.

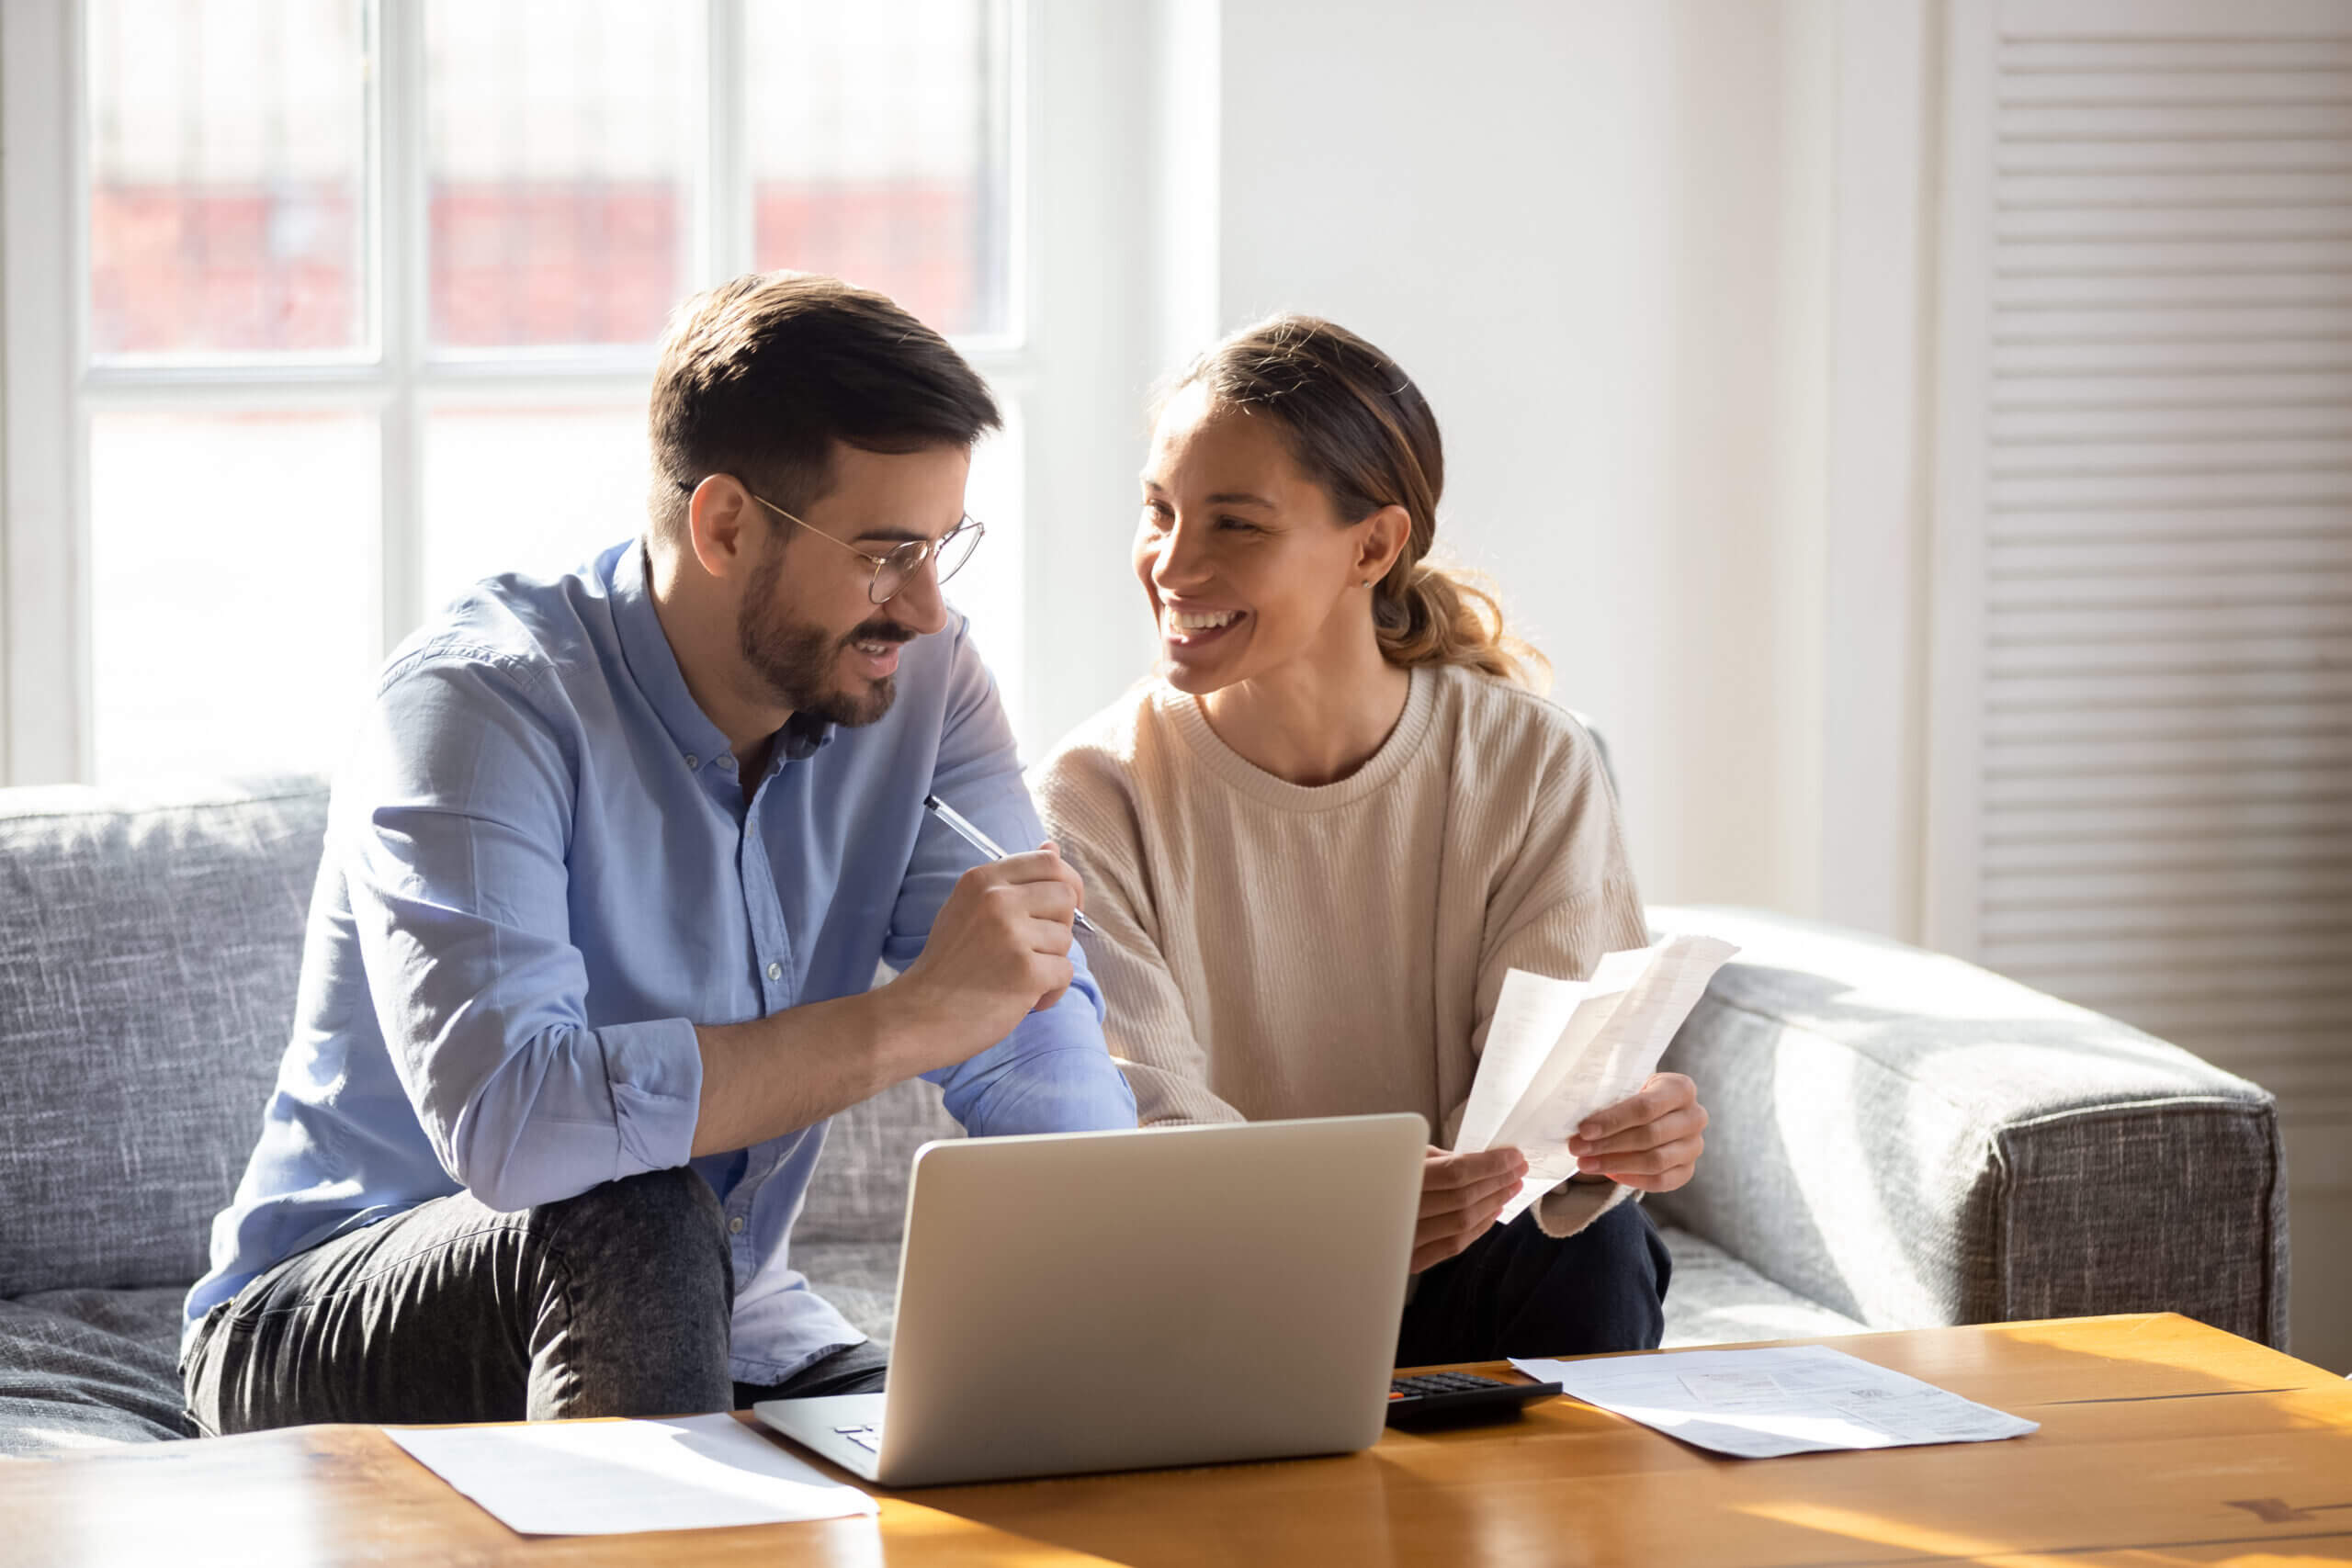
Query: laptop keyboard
831,1422,883,1454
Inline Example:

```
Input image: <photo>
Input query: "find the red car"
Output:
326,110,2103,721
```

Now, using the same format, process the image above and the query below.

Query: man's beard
736,546,910,728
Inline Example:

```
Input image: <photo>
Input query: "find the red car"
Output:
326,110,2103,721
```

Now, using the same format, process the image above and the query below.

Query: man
182,272,1136,1432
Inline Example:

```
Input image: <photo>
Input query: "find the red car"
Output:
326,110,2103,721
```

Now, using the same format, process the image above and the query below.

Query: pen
922,794,1104,938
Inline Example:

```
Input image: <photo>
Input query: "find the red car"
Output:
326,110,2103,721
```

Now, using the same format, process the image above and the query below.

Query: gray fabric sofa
0,777,2289,1459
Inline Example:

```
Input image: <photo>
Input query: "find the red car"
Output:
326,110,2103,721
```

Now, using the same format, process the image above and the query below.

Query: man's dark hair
648,271,1001,540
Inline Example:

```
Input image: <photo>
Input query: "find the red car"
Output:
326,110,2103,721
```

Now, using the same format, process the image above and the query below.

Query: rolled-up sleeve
928,1007,1136,1135
889,622,1136,1136
344,653,704,1213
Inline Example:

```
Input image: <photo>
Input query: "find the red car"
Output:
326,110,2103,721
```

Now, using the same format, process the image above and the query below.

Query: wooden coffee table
5,1314,2347,1566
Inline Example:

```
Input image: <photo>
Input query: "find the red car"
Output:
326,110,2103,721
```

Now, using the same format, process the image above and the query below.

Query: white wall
1120,0,1859,915
1013,0,1169,748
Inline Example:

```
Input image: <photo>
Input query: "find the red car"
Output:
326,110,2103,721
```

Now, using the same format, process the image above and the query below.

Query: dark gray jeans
182,1167,887,1436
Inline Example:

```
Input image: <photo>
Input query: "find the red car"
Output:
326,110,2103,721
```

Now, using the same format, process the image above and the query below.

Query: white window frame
0,0,1059,785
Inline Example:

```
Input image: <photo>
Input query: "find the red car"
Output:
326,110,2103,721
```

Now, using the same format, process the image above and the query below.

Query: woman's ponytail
1374,559,1546,689
1172,313,1548,692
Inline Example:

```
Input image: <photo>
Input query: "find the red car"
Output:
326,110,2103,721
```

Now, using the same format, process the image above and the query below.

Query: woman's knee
1581,1199,1672,1304
1508,1201,1668,1354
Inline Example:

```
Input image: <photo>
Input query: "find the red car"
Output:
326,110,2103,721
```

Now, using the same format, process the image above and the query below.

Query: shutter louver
1963,6,2352,1124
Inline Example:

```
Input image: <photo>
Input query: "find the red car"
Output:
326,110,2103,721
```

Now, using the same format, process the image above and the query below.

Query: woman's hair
1167,313,1547,690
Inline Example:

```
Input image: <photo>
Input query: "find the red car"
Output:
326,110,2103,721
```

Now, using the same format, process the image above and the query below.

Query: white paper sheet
1455,935,1738,1222
1509,1345,2040,1459
386,1412,879,1536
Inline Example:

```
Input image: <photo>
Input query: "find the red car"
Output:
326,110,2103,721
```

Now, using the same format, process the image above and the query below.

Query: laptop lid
854,1112,1424,1487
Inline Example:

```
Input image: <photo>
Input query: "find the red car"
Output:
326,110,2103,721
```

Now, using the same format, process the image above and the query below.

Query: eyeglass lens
871,521,984,603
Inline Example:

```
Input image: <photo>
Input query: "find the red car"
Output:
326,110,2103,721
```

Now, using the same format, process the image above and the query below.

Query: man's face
735,442,966,728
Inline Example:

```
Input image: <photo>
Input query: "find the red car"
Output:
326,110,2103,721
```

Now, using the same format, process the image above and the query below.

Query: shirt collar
609,538,837,774
777,709,836,761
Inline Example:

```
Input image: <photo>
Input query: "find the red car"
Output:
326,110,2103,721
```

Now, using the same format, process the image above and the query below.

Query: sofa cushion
1655,1225,1868,1348
0,778,330,1295
793,1242,903,1346
0,1287,191,1457
796,1074,963,1246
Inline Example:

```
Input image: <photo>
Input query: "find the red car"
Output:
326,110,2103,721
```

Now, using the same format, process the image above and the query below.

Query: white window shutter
1928,0,2352,1119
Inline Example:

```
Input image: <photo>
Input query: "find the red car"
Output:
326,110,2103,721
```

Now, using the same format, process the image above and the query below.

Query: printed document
1508,1345,2040,1459
386,1412,878,1535
1454,935,1738,1223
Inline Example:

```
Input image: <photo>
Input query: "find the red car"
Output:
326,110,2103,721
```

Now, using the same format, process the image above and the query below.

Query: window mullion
700,0,751,287
378,0,427,660
1,0,85,784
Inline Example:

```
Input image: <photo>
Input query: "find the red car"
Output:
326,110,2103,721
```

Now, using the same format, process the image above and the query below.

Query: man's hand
888,845,1083,1067
1567,1072,1707,1192
694,845,1088,1157
1413,1145,1528,1274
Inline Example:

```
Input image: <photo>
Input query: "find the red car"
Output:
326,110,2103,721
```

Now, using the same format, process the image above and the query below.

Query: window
7,0,1023,784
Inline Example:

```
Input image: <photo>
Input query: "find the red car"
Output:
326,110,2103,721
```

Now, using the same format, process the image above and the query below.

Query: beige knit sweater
1031,661,1653,1239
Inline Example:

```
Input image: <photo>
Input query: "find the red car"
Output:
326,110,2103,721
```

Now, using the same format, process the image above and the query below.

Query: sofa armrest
1645,906,2290,1348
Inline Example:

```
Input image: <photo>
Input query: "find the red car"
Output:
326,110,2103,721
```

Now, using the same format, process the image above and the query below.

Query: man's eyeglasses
674,478,985,606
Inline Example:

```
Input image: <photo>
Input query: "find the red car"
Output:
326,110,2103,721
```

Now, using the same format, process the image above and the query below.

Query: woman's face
1134,383,1395,696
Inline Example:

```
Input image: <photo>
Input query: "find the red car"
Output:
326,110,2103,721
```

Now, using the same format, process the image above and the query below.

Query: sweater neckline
1156,664,1440,811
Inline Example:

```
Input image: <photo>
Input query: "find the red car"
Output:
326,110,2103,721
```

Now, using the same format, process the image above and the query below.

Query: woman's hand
1567,1072,1708,1192
1413,1145,1528,1274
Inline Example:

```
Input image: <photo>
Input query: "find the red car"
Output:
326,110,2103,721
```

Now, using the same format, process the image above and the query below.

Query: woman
1032,315,1708,1363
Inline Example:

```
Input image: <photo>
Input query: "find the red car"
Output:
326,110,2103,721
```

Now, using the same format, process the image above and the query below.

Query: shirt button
766,961,783,981
684,753,699,770
729,1216,746,1235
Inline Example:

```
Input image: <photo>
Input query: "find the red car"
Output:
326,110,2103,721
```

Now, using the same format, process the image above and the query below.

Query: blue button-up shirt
187,539,1136,1382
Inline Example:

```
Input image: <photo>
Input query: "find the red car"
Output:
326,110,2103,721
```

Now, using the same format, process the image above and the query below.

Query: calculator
1385,1371,1563,1427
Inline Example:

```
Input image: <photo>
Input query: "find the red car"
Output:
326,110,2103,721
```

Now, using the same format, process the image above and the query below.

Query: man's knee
503,1168,734,1419
541,1164,722,1228
530,1167,731,1301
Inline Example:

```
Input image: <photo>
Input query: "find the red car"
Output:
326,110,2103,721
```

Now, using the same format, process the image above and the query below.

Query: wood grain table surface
4,1314,2346,1567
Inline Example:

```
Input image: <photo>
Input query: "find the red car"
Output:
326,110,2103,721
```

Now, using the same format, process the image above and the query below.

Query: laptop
755,1112,1425,1487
